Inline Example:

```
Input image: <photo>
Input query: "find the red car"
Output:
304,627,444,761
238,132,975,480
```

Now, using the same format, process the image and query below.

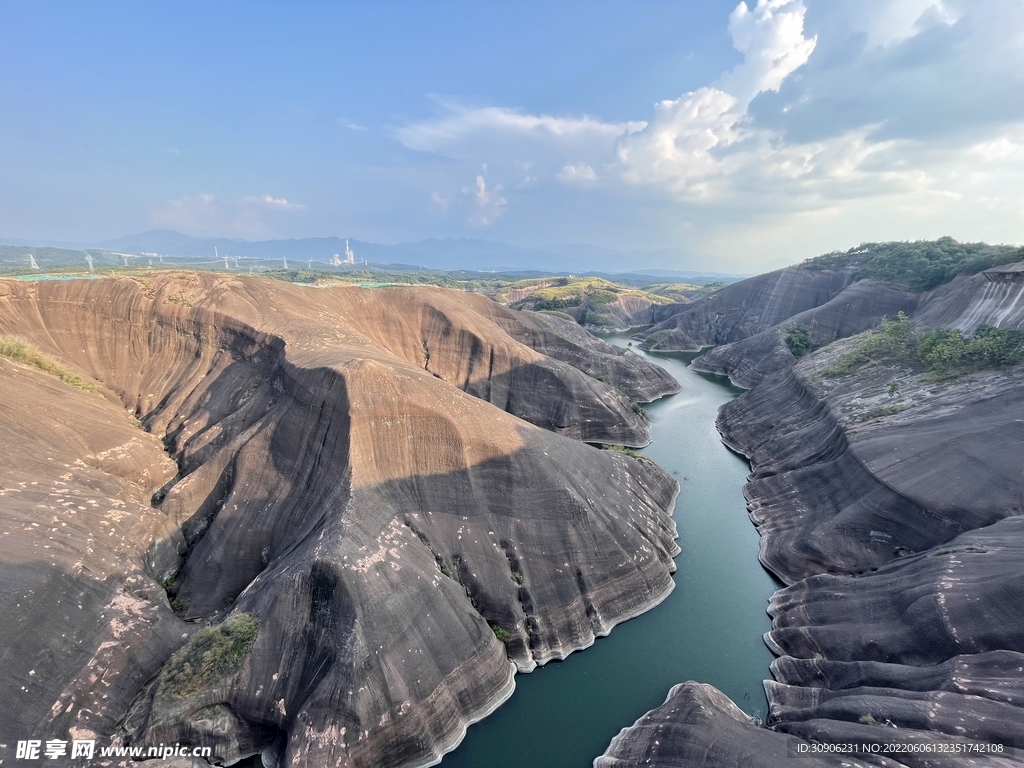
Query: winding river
440,339,782,768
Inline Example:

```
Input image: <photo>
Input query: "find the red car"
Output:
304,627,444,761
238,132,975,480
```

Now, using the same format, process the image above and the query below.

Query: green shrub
783,324,812,358
825,318,1024,379
491,625,511,642
157,613,259,700
169,597,188,615
824,313,915,375
596,443,644,459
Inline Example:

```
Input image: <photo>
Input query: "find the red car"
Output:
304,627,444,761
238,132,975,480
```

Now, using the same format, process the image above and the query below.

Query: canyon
4,244,1024,768
598,253,1024,766
0,273,680,767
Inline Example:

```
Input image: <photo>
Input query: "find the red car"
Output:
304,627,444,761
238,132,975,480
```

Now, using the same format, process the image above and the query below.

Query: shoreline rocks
595,263,1024,767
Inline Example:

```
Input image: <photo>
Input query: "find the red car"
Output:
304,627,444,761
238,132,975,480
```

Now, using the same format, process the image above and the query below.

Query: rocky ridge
597,260,1024,766
0,273,682,768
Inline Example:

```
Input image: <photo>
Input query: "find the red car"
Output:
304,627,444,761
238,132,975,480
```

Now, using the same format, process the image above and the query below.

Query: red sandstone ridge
0,273,680,768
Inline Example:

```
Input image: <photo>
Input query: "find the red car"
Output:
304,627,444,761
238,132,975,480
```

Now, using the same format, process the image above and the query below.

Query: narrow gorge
598,247,1024,767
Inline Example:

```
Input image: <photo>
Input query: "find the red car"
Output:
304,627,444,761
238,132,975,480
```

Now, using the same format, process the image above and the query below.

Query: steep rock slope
494,309,681,402
692,280,918,388
637,266,856,352
559,294,683,332
596,264,1024,766
0,274,680,768
912,260,1024,333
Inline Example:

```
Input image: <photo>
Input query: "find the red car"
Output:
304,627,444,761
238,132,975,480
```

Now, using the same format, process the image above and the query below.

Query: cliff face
562,294,685,333
497,310,681,402
597,267,1024,766
0,274,681,768
912,260,1024,333
637,266,856,352
692,279,918,388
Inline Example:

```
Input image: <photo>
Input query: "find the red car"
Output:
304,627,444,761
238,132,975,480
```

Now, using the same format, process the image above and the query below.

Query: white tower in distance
345,240,355,264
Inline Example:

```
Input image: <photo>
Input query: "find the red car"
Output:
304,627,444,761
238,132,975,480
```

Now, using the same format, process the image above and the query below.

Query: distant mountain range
1,230,742,278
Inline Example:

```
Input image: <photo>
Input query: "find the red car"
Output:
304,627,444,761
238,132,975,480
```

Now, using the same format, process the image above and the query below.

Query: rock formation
596,260,1024,766
0,273,681,768
636,265,857,352
692,279,918,388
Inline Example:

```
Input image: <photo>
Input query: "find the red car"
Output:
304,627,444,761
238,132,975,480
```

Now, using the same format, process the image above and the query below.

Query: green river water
440,339,782,767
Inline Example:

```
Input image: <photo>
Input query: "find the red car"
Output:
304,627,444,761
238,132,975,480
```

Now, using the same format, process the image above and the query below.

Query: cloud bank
393,0,1024,267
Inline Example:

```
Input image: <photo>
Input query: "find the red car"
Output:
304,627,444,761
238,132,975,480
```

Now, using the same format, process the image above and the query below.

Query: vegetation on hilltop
498,276,668,306
823,313,1024,379
803,237,1023,292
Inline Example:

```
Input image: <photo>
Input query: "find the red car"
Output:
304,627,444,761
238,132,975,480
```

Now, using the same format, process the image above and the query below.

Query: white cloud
461,175,506,226
557,163,598,183
395,100,643,161
615,0,816,197
150,193,305,236
723,0,818,102
248,194,306,210
429,191,449,210
386,1,1024,266
826,0,958,49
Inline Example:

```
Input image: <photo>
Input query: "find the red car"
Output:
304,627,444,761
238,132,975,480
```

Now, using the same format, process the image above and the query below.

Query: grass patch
594,443,647,460
166,290,194,308
864,405,905,420
640,329,672,350
0,337,99,392
157,613,259,700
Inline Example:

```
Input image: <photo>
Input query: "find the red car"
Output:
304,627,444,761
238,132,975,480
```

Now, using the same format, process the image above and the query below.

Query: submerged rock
0,274,680,768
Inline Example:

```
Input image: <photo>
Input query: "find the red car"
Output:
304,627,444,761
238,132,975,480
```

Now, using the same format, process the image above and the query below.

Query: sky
1,0,1023,271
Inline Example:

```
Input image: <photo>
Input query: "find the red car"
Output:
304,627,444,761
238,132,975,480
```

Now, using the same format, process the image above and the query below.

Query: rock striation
558,294,686,333
596,263,1024,767
692,280,918,388
496,309,681,402
912,260,1024,334
636,265,857,352
0,274,681,768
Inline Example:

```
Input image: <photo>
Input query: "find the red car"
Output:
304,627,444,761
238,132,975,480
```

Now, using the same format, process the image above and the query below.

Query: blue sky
2,1,1022,270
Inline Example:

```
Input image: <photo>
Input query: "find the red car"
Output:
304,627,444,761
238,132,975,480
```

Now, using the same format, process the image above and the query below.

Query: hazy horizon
3,1,1022,271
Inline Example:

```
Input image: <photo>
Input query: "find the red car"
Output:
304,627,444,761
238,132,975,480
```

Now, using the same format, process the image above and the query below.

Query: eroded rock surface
0,274,680,768
692,280,918,388
596,266,1024,767
637,265,856,352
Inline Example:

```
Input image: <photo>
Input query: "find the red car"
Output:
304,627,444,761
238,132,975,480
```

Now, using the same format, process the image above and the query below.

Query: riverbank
440,340,779,768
